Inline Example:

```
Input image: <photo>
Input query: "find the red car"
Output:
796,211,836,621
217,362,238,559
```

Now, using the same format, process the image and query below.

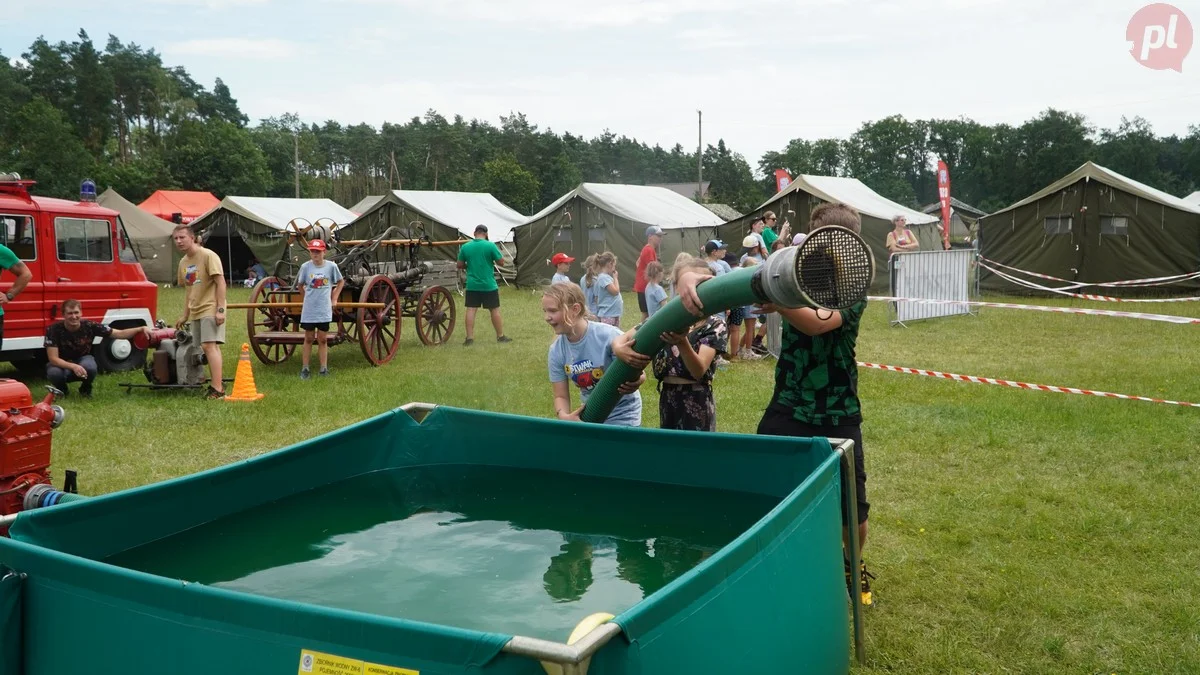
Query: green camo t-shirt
0,244,19,318
457,238,502,292
769,300,867,426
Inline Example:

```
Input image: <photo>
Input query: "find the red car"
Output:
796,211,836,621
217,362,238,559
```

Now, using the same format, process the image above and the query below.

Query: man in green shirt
456,225,511,345
0,242,33,352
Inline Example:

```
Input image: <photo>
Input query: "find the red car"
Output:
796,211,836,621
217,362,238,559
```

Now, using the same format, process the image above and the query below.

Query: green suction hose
580,226,875,424
581,266,761,423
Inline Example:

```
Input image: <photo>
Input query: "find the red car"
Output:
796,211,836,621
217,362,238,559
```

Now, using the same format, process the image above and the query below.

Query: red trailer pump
0,379,69,535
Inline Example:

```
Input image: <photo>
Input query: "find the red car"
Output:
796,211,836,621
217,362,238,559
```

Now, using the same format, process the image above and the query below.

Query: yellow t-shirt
178,247,224,318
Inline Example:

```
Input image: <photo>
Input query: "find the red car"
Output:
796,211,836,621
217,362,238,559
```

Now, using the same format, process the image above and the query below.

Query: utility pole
696,110,703,203
293,130,300,198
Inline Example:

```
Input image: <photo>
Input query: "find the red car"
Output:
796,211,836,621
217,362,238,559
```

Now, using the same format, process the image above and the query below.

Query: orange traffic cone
224,343,265,401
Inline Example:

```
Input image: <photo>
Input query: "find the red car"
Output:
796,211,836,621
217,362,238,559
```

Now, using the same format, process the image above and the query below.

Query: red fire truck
0,175,158,373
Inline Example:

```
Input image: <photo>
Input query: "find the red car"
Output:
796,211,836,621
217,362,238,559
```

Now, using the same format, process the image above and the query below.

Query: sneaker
300,367,311,380
497,336,512,343
205,386,225,400
715,356,731,369
739,348,764,361
463,338,474,346
79,387,93,399
318,368,329,377
845,560,875,607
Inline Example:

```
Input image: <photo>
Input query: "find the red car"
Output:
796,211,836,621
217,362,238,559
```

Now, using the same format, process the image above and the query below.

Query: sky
3,0,1198,170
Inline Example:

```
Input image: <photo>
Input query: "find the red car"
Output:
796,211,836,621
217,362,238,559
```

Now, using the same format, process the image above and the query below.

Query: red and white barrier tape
858,362,1200,409
976,256,1200,289
868,296,1200,325
978,261,1200,303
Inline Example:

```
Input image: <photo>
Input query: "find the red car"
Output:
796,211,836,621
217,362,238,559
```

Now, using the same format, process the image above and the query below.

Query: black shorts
300,322,331,332
465,290,500,309
756,406,869,525
636,291,648,313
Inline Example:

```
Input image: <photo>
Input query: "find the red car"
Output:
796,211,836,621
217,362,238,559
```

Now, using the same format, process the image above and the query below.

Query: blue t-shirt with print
644,282,667,318
548,321,642,427
297,260,344,323
594,273,623,318
707,259,732,277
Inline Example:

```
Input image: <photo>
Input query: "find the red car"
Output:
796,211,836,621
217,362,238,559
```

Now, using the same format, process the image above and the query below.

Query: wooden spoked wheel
357,275,401,366
415,286,456,346
247,276,296,364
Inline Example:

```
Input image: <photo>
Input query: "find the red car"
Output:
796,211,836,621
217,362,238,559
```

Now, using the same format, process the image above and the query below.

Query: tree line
2,30,1198,217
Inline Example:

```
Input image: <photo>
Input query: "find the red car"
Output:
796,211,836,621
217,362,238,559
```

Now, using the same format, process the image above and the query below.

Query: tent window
554,229,572,243
1043,216,1072,236
55,217,113,263
0,214,36,260
1100,216,1128,237
588,229,606,242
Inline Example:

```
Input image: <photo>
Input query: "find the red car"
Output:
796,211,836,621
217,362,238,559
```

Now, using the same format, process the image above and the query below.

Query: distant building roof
702,203,743,221
648,182,710,200
921,196,988,218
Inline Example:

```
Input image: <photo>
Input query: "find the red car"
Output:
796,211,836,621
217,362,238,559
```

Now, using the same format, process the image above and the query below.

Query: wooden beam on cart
228,302,388,309
334,239,468,247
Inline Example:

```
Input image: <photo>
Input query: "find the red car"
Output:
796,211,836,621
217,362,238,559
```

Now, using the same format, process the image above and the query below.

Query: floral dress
651,315,729,431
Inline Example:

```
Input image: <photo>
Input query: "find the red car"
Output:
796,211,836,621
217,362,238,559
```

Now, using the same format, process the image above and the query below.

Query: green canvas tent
336,190,525,268
190,197,356,283
348,195,384,215
921,196,987,249
97,188,179,283
978,162,1200,294
718,175,941,290
512,183,725,289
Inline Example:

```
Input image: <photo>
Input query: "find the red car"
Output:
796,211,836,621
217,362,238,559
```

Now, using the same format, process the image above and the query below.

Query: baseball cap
742,235,759,248
645,225,664,237
307,239,327,251
792,232,808,246
474,224,488,234
703,239,726,254
551,252,575,265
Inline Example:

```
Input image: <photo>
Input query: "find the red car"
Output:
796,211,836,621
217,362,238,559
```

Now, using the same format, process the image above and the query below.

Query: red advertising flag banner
937,160,952,248
774,169,792,193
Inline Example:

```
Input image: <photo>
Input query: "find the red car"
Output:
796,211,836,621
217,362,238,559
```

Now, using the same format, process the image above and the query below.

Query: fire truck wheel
95,334,147,373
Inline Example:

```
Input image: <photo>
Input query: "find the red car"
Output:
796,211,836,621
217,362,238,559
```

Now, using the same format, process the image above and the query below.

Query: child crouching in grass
613,255,728,431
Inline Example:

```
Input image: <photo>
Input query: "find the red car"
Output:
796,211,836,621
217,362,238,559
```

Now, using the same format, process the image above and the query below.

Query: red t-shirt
633,244,657,292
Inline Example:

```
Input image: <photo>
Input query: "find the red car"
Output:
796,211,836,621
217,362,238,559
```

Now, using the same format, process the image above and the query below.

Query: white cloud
352,0,799,28
166,38,299,61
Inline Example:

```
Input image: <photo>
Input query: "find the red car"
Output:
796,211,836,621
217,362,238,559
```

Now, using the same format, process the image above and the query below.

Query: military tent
978,162,1200,294
137,190,219,225
190,197,356,282
349,195,384,215
337,190,525,268
921,197,987,248
97,188,179,283
512,183,725,289
718,175,940,290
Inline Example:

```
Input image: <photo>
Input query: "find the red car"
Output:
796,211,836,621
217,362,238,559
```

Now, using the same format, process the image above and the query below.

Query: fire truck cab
0,175,158,373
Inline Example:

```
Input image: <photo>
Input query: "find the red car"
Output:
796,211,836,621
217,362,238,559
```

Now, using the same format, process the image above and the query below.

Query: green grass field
15,285,1200,673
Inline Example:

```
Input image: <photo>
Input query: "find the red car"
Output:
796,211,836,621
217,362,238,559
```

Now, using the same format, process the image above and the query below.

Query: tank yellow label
298,649,418,675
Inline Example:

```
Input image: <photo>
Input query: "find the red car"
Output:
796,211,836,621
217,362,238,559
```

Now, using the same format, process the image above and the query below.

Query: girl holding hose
543,282,645,426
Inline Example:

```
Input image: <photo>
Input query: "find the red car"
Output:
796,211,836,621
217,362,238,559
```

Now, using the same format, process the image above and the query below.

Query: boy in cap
634,225,664,322
297,238,345,379
457,224,511,345
550,252,575,285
